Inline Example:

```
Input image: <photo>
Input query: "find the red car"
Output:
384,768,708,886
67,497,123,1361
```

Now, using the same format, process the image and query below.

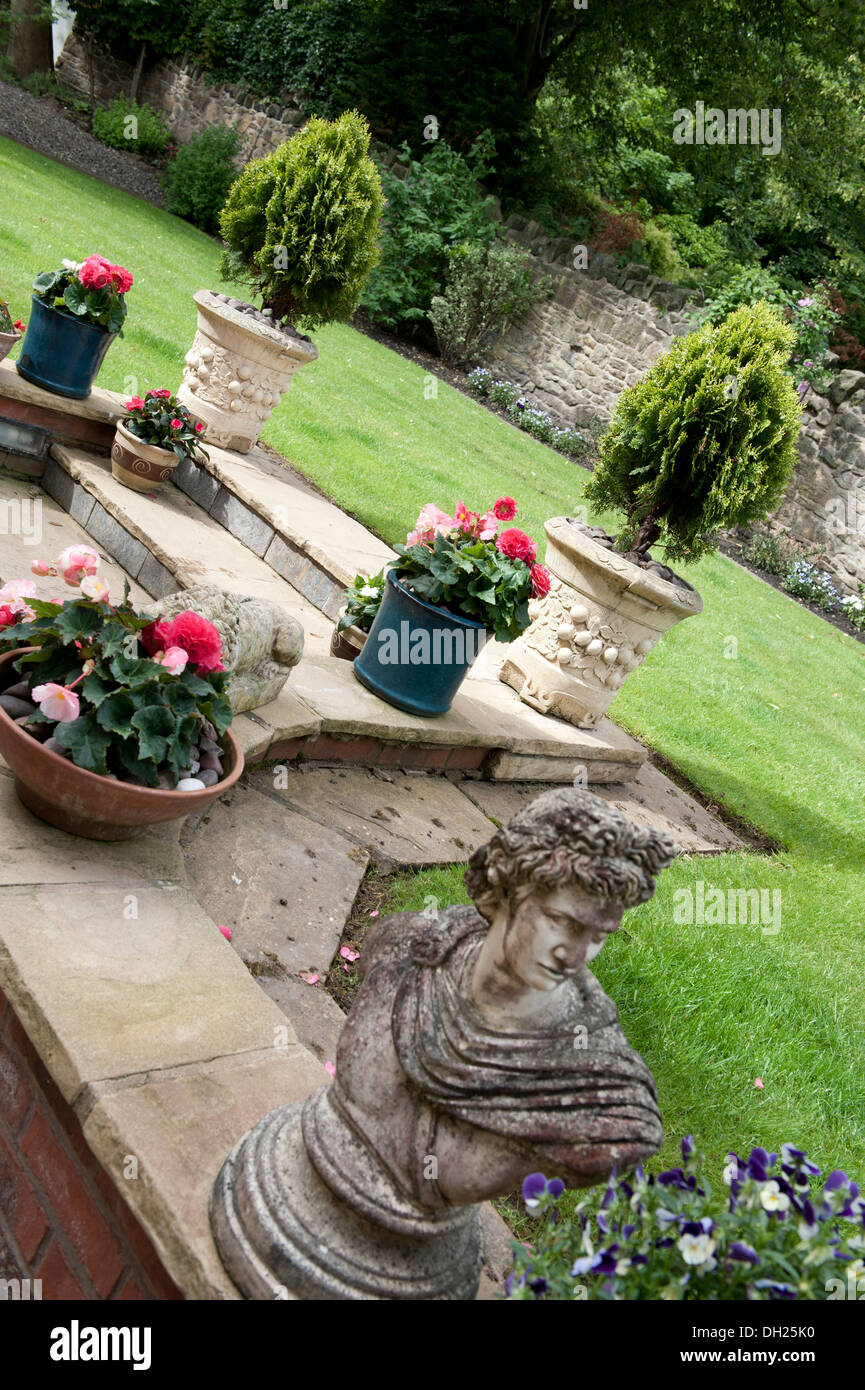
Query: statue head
466,788,675,995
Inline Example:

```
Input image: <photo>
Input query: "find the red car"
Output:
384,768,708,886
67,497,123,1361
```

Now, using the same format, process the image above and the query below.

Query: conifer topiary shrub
584,302,802,563
218,110,384,329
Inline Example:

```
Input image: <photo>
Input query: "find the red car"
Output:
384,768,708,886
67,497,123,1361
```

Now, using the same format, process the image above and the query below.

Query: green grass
2,137,864,1185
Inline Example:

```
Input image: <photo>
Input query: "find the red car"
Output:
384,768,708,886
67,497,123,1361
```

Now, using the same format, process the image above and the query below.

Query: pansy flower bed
505,1139,865,1300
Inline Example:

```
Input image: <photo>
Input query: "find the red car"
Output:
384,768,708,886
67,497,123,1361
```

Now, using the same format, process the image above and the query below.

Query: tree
6,0,53,79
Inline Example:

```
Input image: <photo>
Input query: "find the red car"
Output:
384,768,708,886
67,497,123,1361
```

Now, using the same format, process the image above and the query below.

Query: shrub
505,1138,865,1301
362,135,499,332
655,214,731,272
590,204,646,260
635,221,683,281
92,98,170,157
163,125,241,235
429,242,549,367
584,302,802,563
219,110,383,327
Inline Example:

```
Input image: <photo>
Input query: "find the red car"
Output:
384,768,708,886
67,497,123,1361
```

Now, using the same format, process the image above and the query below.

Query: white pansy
678,1232,717,1266
760,1181,790,1213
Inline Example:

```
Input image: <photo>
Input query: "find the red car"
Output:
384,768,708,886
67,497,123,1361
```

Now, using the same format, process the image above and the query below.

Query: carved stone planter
500,517,703,729
176,291,318,454
111,421,180,493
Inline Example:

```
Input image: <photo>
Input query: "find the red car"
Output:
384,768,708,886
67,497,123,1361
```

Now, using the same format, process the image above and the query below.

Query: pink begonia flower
340,946,360,962
217,924,232,942
0,579,36,603
407,502,454,546
754,1077,764,1089
79,575,111,603
477,509,499,540
32,682,80,723
324,1061,336,1077
299,970,320,986
57,544,100,586
30,558,53,576
154,646,189,675
170,417,184,430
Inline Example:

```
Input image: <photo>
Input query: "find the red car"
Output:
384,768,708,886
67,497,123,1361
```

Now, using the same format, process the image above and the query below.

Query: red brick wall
0,986,182,1301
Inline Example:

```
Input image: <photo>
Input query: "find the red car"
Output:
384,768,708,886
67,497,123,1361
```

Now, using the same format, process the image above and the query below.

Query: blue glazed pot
353,570,489,717
16,296,116,399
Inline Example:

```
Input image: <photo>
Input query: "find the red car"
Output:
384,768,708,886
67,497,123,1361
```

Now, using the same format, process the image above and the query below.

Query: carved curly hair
465,788,675,921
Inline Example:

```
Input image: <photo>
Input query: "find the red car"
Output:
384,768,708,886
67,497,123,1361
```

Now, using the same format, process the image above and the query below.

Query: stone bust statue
211,789,675,1300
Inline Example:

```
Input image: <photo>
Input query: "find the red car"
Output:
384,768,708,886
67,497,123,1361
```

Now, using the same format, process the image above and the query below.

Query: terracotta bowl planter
0,326,22,364
111,421,181,493
330,614,368,662
0,648,244,840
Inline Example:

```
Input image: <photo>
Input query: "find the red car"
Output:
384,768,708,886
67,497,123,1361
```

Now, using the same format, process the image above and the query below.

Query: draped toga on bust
384,905,663,1180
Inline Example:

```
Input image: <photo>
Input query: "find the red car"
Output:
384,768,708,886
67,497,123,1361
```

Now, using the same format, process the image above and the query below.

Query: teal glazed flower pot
353,570,489,717
16,296,116,399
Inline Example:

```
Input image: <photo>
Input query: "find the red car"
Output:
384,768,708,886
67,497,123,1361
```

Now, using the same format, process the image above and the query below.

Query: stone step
41,443,647,783
171,441,395,621
0,359,393,617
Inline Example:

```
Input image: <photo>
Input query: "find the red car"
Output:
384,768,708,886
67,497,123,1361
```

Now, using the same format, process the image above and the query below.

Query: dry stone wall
487,215,692,426
766,372,865,596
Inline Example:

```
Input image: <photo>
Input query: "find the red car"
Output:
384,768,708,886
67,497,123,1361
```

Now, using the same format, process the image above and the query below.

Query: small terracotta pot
0,648,244,840
111,421,180,493
0,327,22,365
330,616,368,662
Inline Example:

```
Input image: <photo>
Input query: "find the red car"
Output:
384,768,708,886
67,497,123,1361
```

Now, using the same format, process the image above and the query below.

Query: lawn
2,136,864,1184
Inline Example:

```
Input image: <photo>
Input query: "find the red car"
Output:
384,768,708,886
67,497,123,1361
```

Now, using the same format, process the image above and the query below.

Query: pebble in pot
177,777,206,791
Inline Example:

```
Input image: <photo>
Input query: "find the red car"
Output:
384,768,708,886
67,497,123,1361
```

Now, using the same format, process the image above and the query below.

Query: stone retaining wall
766,371,865,595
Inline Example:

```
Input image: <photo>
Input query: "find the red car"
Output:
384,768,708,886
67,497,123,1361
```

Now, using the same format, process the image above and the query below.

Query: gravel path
0,80,165,205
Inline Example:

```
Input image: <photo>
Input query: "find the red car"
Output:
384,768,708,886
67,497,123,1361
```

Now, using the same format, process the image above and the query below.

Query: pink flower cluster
405,496,550,596
31,544,101,587
141,610,225,674
78,255,133,294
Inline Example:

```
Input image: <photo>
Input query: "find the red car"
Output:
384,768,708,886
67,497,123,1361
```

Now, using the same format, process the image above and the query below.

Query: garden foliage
362,136,498,332
93,98,170,157
164,125,242,234
219,110,383,327
429,241,548,367
585,303,802,562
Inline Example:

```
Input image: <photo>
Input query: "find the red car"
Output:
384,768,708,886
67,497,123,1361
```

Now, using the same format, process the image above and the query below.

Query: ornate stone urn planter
500,518,703,729
111,420,180,493
177,291,318,454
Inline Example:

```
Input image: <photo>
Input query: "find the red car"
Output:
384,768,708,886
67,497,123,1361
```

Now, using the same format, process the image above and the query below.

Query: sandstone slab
0,772,186,885
251,765,495,867
0,881,289,1102
460,761,744,854
82,1046,327,1300
181,781,368,975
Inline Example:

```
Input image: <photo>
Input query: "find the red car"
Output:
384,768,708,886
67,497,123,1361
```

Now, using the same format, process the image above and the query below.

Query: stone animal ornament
210,788,676,1300
145,585,303,713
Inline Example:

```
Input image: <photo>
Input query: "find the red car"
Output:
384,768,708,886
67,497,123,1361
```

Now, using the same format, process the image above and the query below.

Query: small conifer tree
585,302,802,563
219,110,384,330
